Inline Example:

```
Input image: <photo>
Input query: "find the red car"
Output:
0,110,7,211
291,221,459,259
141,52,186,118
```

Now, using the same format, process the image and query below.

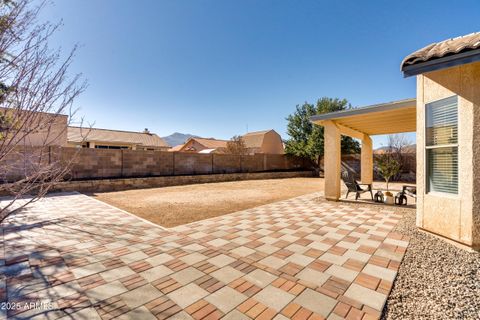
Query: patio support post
361,134,373,184
324,120,341,201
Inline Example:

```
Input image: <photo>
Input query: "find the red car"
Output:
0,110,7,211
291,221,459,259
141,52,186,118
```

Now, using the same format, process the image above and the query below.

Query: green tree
376,153,401,192
285,97,360,166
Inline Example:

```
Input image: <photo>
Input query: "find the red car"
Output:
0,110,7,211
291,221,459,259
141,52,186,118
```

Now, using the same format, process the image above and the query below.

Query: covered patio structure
310,98,416,201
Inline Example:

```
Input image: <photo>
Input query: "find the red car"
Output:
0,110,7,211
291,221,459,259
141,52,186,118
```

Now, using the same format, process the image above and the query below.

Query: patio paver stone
0,191,409,319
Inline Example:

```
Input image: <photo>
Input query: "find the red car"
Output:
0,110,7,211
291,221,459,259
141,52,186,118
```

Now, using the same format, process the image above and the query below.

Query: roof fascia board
309,99,415,123
402,49,480,77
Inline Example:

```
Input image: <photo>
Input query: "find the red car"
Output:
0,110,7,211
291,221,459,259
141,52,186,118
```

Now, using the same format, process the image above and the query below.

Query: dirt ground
92,177,323,227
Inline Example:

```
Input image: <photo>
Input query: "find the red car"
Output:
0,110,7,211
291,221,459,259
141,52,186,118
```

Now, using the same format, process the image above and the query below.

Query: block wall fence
1,147,416,183
1,147,312,182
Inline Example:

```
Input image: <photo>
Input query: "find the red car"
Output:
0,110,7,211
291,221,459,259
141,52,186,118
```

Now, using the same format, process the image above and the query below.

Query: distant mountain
162,132,199,147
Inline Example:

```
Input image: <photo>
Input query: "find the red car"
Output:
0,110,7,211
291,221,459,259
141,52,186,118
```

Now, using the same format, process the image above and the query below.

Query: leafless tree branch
224,135,249,155
0,0,86,219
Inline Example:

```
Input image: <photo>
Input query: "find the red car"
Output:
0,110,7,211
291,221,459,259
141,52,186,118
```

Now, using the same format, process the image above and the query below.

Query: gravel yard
383,207,480,319
93,177,323,227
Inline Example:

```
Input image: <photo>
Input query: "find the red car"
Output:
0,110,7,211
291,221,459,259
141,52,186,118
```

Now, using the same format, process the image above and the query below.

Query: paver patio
0,192,409,320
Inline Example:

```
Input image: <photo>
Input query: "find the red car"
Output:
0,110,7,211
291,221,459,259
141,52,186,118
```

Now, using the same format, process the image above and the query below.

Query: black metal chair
402,185,416,198
341,170,373,200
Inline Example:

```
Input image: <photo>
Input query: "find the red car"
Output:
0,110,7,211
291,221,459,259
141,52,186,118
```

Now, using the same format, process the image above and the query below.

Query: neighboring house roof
0,107,69,118
242,130,272,148
401,32,480,77
67,126,170,148
169,144,184,151
189,137,229,149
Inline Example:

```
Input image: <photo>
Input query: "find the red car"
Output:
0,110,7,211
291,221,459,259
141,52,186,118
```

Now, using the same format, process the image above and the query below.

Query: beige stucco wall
20,114,68,147
360,134,373,184
416,61,480,248
324,121,341,200
260,131,285,154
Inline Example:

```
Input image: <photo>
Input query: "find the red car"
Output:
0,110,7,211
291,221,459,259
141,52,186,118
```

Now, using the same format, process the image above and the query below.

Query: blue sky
41,0,480,147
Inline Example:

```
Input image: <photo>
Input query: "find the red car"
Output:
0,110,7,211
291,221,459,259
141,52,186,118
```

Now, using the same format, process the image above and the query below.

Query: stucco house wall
26,114,68,147
416,61,480,248
2,110,68,147
260,130,285,154
242,129,284,154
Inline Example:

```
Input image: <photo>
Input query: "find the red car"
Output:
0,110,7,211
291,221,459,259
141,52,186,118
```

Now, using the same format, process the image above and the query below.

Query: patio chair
402,185,417,198
341,170,373,200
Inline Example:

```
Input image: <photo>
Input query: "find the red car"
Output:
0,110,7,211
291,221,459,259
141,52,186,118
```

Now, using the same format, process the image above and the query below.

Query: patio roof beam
339,115,416,125
335,123,365,140
310,98,415,122
310,98,416,136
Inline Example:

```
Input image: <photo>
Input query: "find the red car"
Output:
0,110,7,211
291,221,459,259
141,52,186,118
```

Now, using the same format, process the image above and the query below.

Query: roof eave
309,98,416,123
401,48,480,77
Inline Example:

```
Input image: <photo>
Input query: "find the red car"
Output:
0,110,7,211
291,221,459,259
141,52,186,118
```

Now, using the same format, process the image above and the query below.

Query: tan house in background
169,144,185,152
242,129,284,154
172,137,229,153
67,127,170,151
0,108,68,147
311,32,480,250
1,107,170,151
171,129,285,155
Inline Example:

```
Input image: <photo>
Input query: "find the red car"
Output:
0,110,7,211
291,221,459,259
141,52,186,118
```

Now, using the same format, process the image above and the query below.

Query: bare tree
387,134,413,155
224,135,249,155
0,0,86,218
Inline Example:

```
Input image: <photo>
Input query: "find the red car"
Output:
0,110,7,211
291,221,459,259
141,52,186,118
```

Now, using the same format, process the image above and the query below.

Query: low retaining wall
52,170,316,193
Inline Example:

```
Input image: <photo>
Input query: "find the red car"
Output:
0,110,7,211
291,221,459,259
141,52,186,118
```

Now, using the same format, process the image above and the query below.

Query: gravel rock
382,207,480,319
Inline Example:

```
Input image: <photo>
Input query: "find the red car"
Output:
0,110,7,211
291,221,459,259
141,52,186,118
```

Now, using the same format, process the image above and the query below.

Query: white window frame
424,95,459,195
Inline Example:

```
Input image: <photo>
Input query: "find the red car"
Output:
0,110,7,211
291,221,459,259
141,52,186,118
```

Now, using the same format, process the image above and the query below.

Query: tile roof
67,126,170,148
401,32,480,68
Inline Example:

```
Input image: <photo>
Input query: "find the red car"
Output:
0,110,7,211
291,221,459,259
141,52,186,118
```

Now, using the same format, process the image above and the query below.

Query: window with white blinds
425,96,458,194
